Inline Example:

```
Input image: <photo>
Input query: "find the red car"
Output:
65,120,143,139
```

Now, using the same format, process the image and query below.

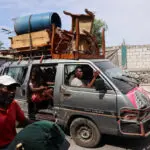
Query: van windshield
3,66,28,85
95,61,138,94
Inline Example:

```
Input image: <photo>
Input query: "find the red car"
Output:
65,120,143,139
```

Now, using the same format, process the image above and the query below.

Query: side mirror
95,79,106,91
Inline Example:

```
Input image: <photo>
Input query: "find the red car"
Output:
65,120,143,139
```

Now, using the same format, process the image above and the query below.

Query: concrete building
106,44,150,85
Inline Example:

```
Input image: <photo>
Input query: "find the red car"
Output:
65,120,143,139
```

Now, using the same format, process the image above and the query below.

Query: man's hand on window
93,71,100,78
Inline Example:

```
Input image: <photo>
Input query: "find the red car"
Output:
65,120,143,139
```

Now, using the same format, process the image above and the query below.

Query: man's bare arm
87,71,99,88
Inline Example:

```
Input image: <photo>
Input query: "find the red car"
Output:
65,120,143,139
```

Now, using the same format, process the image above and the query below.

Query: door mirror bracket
95,79,107,92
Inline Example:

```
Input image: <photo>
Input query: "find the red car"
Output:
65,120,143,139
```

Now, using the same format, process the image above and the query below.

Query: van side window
64,64,100,88
3,67,28,85
28,64,57,110
64,65,76,85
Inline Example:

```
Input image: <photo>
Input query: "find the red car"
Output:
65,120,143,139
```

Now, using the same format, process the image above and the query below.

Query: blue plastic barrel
14,12,61,35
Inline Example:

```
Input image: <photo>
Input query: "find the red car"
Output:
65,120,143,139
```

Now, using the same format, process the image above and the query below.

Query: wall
106,44,150,84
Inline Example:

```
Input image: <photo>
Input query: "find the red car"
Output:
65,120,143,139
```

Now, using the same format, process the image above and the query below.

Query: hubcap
78,126,92,139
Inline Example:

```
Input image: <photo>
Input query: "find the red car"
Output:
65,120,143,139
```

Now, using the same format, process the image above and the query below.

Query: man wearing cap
0,75,31,150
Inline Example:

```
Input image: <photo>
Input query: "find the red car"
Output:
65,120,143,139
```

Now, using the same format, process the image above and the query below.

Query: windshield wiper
122,74,140,85
112,76,139,86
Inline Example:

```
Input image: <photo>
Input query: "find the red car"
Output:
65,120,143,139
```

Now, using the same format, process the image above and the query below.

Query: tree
92,18,108,48
0,41,5,49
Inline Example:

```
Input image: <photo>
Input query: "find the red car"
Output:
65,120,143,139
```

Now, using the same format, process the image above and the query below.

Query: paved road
17,128,150,150
66,134,150,150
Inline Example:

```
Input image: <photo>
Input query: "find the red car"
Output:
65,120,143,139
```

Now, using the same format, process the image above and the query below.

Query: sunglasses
1,85,17,91
7,86,17,91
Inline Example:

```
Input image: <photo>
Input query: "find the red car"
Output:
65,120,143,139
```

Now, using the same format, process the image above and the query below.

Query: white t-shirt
70,77,83,87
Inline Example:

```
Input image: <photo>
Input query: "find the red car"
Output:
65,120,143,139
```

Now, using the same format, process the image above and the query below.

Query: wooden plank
11,30,51,49
51,24,56,54
75,18,80,50
52,53,102,59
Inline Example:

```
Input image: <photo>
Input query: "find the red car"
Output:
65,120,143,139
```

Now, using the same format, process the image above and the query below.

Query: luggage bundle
10,9,104,59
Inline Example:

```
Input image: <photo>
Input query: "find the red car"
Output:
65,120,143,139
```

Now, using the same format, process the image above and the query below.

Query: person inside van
0,75,31,150
42,67,55,86
29,67,53,106
70,67,99,88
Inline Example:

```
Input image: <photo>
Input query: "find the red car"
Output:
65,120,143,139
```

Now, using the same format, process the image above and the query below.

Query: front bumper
118,107,150,137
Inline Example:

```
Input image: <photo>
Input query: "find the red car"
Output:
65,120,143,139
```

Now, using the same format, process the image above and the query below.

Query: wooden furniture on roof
9,9,105,60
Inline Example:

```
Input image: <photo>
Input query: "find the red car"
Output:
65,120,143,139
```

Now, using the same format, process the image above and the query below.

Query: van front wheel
70,118,101,148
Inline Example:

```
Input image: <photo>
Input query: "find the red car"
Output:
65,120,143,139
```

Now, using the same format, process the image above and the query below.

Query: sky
0,0,150,48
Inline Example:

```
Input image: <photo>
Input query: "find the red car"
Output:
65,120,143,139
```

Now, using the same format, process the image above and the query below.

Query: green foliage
92,18,108,48
0,41,5,49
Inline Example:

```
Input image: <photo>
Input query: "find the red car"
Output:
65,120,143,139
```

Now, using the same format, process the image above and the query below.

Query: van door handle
60,85,71,97
63,93,71,97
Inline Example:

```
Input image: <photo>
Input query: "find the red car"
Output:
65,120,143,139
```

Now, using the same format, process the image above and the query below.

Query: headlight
135,91,150,109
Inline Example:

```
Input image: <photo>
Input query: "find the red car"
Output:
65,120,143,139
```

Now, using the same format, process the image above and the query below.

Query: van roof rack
9,47,52,60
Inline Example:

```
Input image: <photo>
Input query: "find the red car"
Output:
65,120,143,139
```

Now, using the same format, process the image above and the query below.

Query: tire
70,118,101,148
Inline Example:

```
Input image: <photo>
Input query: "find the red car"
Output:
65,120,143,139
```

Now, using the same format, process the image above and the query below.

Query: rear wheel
70,118,101,148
